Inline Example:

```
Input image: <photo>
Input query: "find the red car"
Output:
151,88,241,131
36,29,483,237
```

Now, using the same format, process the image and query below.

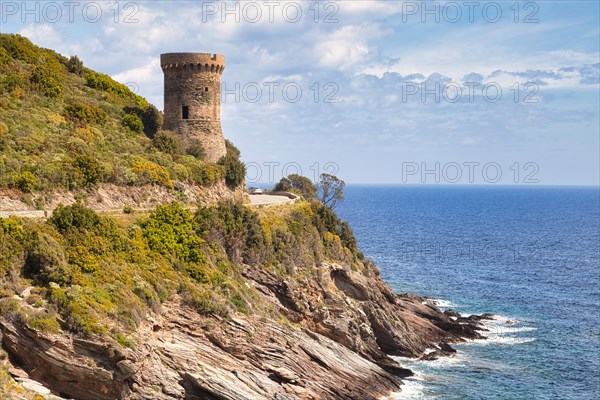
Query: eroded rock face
0,322,135,399
244,262,483,371
0,262,483,400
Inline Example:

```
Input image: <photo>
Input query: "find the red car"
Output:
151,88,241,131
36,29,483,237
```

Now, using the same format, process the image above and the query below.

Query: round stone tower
161,53,226,163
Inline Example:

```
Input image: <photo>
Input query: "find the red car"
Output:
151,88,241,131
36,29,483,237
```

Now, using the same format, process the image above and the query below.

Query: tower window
205,87,209,92
182,106,189,120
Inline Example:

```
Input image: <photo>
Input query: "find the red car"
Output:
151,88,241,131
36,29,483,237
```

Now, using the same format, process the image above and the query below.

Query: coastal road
248,194,297,207
0,194,297,219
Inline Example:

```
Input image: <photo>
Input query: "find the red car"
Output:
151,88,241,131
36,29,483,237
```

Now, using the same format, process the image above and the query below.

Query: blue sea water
336,185,600,400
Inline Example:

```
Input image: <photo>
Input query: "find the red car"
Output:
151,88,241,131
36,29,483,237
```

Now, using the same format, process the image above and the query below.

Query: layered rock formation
1,261,485,400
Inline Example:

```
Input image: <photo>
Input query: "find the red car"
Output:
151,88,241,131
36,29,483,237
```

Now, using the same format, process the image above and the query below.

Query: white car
249,187,263,195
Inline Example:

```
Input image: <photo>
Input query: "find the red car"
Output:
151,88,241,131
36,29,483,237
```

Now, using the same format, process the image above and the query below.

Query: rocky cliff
1,258,484,400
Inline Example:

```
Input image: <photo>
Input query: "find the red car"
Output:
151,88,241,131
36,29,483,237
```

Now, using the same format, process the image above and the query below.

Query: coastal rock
444,309,461,318
1,263,484,400
0,321,134,399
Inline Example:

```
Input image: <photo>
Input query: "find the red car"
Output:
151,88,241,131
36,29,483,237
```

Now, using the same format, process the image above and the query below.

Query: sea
335,185,600,400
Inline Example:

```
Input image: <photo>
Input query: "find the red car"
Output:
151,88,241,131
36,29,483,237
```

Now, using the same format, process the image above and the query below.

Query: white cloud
337,1,406,17
314,23,387,70
112,57,160,85
18,24,62,49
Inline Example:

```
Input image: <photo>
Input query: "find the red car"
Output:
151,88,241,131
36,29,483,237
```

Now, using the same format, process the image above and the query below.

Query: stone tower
161,53,226,163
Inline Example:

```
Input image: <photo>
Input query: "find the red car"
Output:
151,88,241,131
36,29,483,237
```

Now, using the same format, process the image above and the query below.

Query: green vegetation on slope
274,173,346,210
0,199,365,341
0,34,244,196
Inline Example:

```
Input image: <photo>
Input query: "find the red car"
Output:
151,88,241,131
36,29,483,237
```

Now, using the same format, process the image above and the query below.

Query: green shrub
50,203,102,234
11,171,37,193
123,105,163,138
0,46,10,64
153,130,183,155
0,216,25,241
26,313,61,334
115,332,134,348
200,164,224,186
30,58,64,98
49,286,104,335
179,281,230,317
141,202,205,263
186,139,206,160
72,154,102,187
196,201,265,264
230,292,248,314
0,34,41,64
310,201,360,259
0,71,24,93
0,298,20,319
63,102,107,126
85,70,126,94
218,139,245,188
25,232,69,283
0,121,9,150
122,113,143,133
339,221,358,253
131,160,173,189
224,139,241,158
67,245,99,273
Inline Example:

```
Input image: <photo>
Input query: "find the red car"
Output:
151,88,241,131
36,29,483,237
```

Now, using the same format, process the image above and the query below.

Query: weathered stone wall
161,53,226,163
177,120,226,162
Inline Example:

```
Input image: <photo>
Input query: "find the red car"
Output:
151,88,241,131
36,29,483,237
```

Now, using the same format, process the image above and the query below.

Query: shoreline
388,298,537,399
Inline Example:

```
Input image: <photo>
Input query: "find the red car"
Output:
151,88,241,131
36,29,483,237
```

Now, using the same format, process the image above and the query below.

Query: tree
123,105,163,138
141,104,163,138
218,141,245,188
274,174,317,199
219,153,245,188
318,173,345,210
224,139,241,158
67,55,84,76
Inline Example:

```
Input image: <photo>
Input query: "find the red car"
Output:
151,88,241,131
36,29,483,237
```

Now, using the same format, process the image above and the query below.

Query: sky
1,0,599,185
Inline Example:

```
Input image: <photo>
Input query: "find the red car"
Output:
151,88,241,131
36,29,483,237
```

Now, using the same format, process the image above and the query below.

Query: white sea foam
390,378,427,399
422,298,456,309
392,353,467,368
468,335,537,345
422,354,467,368
466,314,537,346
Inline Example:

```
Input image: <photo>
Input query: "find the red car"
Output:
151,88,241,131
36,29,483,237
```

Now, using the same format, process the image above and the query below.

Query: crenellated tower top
160,53,225,74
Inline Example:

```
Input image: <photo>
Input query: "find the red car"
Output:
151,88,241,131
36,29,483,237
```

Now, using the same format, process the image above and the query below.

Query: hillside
0,34,245,212
0,199,486,399
1,36,486,400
